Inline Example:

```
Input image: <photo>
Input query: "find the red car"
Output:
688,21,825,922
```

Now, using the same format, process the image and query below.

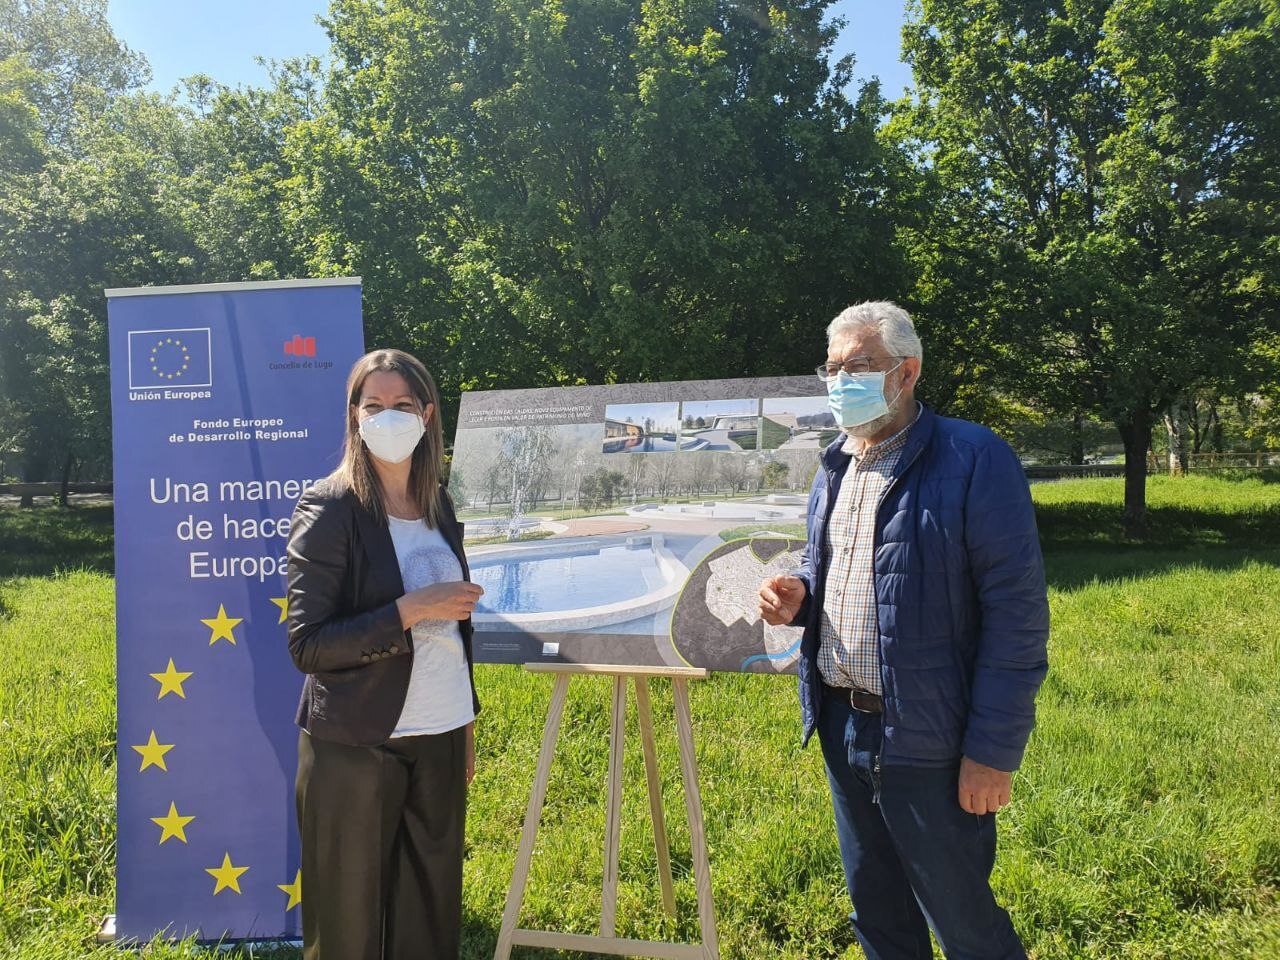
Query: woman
285,348,484,960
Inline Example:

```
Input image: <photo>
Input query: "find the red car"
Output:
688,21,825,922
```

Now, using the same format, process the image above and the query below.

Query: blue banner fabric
106,279,364,942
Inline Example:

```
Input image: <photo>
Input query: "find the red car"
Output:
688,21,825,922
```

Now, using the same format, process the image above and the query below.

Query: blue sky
105,0,911,96
762,394,830,418
604,401,681,429
681,398,760,420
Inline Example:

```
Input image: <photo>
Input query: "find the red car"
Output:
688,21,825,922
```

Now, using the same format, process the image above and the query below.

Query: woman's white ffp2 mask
358,409,425,464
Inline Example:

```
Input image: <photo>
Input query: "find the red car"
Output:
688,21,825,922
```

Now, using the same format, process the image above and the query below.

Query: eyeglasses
815,356,909,381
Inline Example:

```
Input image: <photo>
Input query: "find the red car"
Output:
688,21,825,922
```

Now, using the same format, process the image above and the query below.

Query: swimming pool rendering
625,500,806,522
602,434,684,453
602,401,684,454
447,372,829,667
469,534,689,631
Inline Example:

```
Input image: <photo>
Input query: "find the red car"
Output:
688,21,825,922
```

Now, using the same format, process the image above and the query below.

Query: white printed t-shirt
386,515,475,738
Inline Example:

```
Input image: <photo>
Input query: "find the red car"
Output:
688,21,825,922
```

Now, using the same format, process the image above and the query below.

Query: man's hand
958,756,1011,815
759,575,807,626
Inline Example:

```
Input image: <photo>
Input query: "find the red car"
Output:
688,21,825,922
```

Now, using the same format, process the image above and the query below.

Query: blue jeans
817,691,1027,960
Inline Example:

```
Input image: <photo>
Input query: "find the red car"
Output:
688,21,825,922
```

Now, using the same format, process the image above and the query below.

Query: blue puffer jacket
791,405,1050,771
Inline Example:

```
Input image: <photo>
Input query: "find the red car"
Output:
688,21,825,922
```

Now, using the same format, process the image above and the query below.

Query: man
759,301,1049,960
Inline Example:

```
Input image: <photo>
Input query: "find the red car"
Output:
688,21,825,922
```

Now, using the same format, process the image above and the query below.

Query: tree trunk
1187,394,1204,455
1118,412,1152,539
20,458,40,507
59,452,76,507
1208,402,1223,453
1163,398,1189,476
1069,410,1085,465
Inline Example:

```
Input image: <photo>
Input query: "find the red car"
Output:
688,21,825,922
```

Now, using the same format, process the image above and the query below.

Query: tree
684,453,715,497
496,425,555,538
650,454,679,499
0,90,209,489
447,466,468,509
0,0,223,491
761,460,789,489
0,57,44,180
482,461,505,511
179,62,321,282
579,468,625,510
286,0,910,436
626,454,648,503
718,454,752,494
894,0,1280,536
0,0,148,146
0,2,345,488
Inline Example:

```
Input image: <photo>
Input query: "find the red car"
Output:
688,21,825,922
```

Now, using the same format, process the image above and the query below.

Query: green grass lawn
760,417,791,450
719,522,808,541
2,476,1279,958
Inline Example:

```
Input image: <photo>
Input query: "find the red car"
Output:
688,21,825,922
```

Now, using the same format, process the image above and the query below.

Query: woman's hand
396,581,485,628
465,722,475,786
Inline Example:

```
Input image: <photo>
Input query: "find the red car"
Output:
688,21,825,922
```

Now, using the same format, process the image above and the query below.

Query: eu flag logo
128,328,213,390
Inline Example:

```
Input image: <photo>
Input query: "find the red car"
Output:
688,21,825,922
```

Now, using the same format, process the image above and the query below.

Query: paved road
774,430,824,450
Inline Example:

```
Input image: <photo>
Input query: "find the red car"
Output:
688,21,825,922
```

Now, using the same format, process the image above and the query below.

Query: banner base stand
494,663,720,960
96,915,115,943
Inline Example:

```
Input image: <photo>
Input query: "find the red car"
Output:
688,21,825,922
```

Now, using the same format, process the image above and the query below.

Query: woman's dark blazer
285,475,480,747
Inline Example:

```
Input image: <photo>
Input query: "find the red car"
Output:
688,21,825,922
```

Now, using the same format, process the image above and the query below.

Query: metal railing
0,482,113,495
1023,463,1130,480
1184,451,1277,470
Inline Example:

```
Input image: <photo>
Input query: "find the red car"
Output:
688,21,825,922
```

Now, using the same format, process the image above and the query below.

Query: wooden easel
493,664,720,960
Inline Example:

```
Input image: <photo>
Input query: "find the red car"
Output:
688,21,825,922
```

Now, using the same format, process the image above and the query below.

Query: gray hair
827,301,923,362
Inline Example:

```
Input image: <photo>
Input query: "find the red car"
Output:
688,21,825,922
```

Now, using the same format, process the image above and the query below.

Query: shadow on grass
0,504,115,578
1034,493,1280,589
1036,500,1280,551
461,915,506,960
1044,546,1280,591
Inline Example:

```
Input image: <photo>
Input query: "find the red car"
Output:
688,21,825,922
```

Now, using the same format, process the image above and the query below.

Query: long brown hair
333,349,446,528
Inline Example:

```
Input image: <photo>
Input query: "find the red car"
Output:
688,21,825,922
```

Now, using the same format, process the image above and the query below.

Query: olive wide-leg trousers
295,726,467,960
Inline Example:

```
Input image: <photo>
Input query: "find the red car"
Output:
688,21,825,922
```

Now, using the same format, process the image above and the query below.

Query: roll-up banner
106,278,364,942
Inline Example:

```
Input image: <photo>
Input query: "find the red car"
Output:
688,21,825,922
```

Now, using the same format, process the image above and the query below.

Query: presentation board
106,278,364,942
448,377,833,672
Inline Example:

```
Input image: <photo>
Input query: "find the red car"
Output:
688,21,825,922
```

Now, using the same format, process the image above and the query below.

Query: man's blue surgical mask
827,363,904,429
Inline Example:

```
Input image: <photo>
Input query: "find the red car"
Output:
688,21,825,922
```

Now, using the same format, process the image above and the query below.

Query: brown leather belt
823,682,884,715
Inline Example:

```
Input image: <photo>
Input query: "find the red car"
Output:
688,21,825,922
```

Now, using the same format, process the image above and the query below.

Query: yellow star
270,596,288,624
151,802,195,844
206,853,249,895
201,604,243,646
132,731,174,772
278,869,302,910
150,658,193,699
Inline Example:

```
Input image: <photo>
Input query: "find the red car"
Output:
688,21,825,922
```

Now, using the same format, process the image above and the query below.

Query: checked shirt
817,405,921,694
